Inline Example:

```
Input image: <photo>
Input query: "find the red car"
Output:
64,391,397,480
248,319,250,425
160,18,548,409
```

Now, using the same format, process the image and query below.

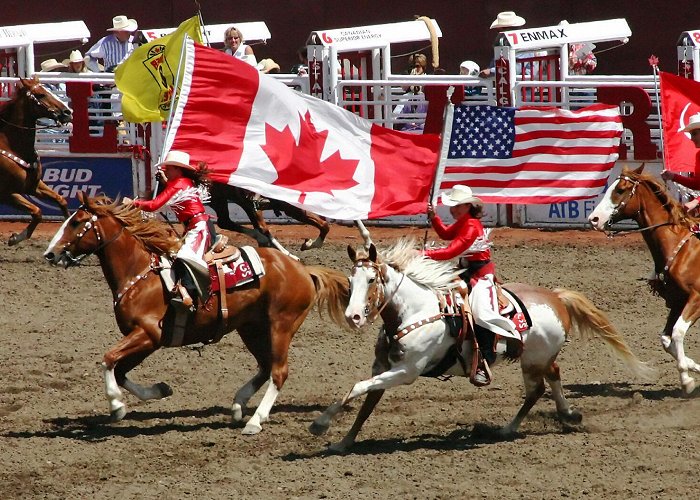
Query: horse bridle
350,259,404,323
606,174,674,235
59,206,124,266
0,82,68,131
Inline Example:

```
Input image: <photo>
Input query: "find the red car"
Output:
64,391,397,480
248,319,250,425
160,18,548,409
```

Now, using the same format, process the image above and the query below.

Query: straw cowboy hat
256,58,281,74
155,150,195,170
107,15,138,32
440,185,483,207
40,58,67,72
62,50,88,65
490,11,526,29
681,113,700,133
460,60,480,76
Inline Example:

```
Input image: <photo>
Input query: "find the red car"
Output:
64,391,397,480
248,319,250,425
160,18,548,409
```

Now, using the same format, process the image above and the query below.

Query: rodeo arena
3,8,700,499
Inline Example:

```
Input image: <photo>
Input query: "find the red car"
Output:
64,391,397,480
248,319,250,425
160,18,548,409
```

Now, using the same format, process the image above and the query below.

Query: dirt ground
1,220,699,499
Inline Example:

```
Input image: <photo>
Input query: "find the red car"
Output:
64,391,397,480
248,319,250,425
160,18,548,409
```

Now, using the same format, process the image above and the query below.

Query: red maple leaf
261,111,359,203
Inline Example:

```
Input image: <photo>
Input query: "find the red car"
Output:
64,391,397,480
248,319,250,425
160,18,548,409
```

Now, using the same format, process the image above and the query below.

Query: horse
588,164,700,394
1,76,72,245
309,239,652,452
44,192,350,434
209,182,372,257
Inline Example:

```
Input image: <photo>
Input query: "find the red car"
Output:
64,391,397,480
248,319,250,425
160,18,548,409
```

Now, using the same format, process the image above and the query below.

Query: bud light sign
0,156,133,219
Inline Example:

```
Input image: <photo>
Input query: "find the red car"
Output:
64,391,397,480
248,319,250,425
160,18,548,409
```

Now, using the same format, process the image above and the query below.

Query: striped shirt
86,34,136,72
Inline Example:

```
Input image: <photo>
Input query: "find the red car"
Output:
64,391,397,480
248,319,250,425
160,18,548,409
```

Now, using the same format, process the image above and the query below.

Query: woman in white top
223,26,257,67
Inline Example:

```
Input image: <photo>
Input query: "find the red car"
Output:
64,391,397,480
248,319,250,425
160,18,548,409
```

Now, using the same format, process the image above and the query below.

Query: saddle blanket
209,246,265,292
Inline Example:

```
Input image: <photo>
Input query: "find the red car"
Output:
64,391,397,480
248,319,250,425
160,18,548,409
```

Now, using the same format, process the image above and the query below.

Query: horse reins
60,208,125,266
606,175,674,236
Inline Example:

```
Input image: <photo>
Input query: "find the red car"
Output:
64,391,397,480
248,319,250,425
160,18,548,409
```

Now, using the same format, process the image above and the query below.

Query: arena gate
0,18,695,229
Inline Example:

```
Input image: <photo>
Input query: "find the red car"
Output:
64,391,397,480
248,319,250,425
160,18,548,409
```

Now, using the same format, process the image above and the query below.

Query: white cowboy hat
490,11,526,29
40,58,67,72
681,113,700,133
256,58,281,74
62,50,87,66
156,150,195,170
107,15,138,32
460,60,480,76
440,185,483,207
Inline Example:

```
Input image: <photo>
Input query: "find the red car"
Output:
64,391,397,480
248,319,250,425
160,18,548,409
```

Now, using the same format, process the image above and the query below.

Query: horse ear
634,163,645,174
77,190,88,205
347,244,356,262
369,243,377,262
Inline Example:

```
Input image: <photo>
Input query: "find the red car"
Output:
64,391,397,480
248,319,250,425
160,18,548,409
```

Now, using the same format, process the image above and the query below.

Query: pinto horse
1,76,72,245
209,182,373,257
589,165,700,394
309,239,651,452
44,192,350,434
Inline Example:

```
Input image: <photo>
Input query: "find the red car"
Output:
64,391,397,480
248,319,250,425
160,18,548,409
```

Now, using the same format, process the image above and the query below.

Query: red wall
5,0,696,76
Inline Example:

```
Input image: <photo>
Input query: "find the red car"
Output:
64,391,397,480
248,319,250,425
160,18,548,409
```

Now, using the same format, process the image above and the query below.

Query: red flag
660,71,700,173
434,104,623,204
165,41,440,220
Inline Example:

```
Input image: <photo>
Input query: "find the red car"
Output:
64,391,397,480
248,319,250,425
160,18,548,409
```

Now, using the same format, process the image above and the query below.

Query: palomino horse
589,164,700,394
44,192,349,434
1,76,72,245
209,182,372,257
309,240,651,452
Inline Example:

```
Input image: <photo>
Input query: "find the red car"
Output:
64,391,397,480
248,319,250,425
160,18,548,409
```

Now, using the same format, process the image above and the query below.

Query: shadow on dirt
2,402,331,443
563,382,680,401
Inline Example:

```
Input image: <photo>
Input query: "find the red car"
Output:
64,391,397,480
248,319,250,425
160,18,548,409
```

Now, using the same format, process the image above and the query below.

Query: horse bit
350,259,405,323
59,207,124,266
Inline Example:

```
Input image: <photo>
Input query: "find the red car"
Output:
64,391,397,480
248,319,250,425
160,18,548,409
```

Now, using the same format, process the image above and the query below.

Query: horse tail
554,288,656,380
306,265,351,329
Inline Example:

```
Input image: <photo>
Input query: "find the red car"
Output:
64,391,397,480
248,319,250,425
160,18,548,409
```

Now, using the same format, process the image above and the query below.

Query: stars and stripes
435,103,623,204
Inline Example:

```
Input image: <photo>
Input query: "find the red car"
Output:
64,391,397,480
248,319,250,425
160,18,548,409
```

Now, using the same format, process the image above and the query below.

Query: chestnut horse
44,193,350,434
209,182,373,257
589,165,700,394
309,240,652,452
1,76,72,245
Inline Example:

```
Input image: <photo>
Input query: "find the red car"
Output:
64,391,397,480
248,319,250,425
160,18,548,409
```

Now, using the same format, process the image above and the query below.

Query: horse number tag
512,312,529,332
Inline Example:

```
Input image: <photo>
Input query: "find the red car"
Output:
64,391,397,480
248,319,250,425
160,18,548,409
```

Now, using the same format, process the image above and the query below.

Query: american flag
434,103,623,204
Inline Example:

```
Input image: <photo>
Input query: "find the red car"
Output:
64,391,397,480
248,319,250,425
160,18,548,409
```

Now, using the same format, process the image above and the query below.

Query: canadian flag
164,40,441,220
660,71,700,173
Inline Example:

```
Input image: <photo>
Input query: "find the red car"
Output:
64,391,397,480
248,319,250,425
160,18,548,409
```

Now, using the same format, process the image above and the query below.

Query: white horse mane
378,238,462,292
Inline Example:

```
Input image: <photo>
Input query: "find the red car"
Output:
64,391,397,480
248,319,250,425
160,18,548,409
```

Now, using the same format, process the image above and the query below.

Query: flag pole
153,34,191,196
429,86,455,205
649,55,666,168
194,0,211,47
424,86,455,249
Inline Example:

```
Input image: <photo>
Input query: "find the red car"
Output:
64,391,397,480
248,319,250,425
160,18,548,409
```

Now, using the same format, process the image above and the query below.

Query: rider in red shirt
124,150,212,308
424,185,519,386
661,113,700,212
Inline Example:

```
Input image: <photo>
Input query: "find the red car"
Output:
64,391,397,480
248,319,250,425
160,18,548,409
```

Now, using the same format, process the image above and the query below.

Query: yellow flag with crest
115,16,203,123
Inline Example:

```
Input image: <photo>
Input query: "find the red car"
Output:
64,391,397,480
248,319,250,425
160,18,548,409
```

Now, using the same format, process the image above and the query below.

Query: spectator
460,60,483,96
569,42,597,75
39,58,67,75
291,46,308,76
63,50,92,74
479,11,526,78
85,15,139,72
223,26,257,67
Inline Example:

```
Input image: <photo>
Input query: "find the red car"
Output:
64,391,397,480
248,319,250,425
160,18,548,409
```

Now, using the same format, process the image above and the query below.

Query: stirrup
470,359,492,387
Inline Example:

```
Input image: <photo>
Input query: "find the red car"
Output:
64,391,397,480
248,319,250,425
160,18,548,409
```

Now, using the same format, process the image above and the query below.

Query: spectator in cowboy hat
459,60,483,96
479,11,527,78
256,58,281,74
661,113,700,211
39,58,67,73
85,15,139,72
63,50,92,74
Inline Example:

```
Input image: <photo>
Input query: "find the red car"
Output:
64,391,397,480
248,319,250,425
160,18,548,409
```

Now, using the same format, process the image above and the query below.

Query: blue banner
0,156,133,218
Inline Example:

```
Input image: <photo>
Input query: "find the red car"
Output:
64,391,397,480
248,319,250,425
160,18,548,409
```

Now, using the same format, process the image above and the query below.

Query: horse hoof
682,379,696,395
8,234,19,246
301,239,313,251
242,422,262,435
560,409,583,424
110,406,127,422
309,420,329,436
327,441,350,454
156,382,173,398
231,403,244,422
